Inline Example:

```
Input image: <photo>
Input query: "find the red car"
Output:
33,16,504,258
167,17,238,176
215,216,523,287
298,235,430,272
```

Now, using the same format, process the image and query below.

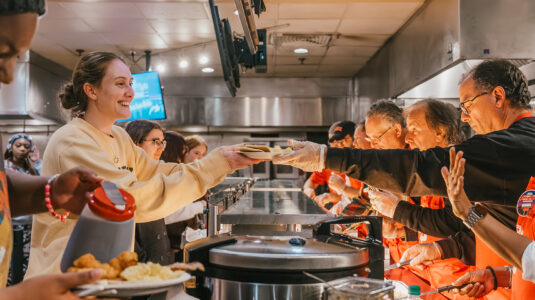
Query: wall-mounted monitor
118,71,166,122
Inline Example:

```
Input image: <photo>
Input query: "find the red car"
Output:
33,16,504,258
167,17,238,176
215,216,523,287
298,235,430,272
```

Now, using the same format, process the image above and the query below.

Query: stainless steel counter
219,180,334,236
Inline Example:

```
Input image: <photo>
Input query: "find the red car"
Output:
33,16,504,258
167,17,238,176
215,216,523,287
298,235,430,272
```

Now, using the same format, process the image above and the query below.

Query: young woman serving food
26,52,259,278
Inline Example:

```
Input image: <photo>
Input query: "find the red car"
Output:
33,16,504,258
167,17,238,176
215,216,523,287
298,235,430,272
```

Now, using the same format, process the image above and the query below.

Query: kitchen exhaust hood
0,51,70,125
355,0,535,103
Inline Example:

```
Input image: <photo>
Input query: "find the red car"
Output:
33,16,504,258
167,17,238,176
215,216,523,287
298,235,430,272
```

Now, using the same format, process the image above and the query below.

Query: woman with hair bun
26,51,259,278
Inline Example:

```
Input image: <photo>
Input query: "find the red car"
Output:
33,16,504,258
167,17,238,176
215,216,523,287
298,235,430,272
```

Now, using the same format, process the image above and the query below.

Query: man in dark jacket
274,60,535,265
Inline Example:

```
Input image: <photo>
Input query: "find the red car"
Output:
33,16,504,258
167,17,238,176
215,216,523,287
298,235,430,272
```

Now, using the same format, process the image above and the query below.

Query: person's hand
3,269,102,300
272,140,326,172
368,189,400,218
200,200,207,207
219,145,264,170
400,242,443,270
382,217,405,239
314,193,341,207
450,268,495,298
50,167,103,215
303,187,316,199
328,173,346,195
440,147,472,220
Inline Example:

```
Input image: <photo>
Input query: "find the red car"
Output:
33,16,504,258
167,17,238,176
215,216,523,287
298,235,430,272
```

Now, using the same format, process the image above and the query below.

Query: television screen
209,0,239,97
118,71,166,122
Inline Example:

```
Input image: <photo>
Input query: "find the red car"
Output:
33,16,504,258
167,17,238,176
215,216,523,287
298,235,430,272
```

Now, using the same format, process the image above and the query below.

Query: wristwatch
463,204,488,228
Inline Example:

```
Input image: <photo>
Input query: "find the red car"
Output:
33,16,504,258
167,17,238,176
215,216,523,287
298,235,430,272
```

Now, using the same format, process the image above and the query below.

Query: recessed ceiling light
234,10,239,15
179,60,189,69
293,48,309,54
199,55,209,65
202,67,214,73
156,63,166,73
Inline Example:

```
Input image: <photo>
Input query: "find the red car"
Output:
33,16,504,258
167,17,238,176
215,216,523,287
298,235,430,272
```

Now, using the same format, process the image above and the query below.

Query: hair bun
59,82,78,109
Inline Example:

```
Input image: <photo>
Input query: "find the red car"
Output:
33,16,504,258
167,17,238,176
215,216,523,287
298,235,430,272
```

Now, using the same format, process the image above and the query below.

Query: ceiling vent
269,33,333,48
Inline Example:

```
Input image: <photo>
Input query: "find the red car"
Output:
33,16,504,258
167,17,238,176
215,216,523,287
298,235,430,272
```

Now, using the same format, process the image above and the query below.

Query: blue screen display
118,71,166,122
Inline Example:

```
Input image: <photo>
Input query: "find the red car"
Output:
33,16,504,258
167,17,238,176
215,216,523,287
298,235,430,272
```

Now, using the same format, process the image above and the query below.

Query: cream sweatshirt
26,118,232,278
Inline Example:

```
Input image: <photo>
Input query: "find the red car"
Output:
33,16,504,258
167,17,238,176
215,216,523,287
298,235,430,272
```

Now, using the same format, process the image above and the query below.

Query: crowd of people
274,59,535,299
1,1,535,300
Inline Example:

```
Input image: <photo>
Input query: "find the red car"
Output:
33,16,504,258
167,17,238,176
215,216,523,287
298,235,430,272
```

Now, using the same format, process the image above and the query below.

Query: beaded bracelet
45,174,70,222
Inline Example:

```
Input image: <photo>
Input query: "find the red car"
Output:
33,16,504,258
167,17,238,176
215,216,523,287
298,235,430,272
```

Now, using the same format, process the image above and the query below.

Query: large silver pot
185,216,384,300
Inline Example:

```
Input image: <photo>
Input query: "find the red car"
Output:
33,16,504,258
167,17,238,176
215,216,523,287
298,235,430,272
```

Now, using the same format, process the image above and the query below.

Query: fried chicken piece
99,263,120,280
109,257,122,273
73,253,101,269
117,251,138,269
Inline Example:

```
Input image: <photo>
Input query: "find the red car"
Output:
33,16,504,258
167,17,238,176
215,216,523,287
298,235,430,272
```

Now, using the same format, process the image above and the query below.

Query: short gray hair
366,100,405,128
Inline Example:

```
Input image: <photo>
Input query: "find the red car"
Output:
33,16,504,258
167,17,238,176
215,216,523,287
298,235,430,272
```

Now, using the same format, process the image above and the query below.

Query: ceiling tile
275,65,318,74
150,19,213,34
43,3,76,19
160,33,212,46
136,3,207,19
101,33,168,50
338,19,405,35
318,64,362,73
278,19,339,33
325,46,379,57
275,56,322,65
37,18,93,33
40,31,114,51
321,56,369,65
61,3,144,19
84,19,156,34
278,3,346,19
344,2,422,20
331,34,389,47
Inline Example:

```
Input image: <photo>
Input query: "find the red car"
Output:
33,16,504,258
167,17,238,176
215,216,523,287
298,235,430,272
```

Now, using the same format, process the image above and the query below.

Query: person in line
274,60,534,300
26,51,259,278
184,135,208,163
164,133,209,255
4,134,39,176
28,146,42,175
0,1,104,298
125,120,174,266
412,147,535,299
4,134,39,284
370,99,472,299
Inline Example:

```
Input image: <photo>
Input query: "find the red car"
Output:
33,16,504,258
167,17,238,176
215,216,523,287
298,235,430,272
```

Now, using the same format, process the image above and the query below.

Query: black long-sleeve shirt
325,117,535,264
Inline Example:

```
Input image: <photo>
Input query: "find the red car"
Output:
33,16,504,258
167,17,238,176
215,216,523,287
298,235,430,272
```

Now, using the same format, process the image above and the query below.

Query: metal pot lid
209,236,368,270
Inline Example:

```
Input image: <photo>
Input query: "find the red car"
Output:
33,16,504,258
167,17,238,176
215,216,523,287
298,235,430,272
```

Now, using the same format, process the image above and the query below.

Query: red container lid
89,185,136,221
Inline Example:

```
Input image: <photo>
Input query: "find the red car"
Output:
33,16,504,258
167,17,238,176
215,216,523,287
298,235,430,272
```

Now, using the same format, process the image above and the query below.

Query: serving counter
214,179,334,237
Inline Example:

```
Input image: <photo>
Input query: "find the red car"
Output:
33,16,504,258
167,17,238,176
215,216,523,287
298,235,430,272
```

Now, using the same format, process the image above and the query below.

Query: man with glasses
274,60,535,299
364,100,408,150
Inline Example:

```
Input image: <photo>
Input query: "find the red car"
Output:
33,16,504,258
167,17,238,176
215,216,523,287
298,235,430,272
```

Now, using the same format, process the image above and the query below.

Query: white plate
74,272,191,297
237,151,293,160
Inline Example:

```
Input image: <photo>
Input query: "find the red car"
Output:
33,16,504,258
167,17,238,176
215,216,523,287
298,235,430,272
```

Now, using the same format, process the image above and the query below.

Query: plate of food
70,252,203,297
236,144,293,160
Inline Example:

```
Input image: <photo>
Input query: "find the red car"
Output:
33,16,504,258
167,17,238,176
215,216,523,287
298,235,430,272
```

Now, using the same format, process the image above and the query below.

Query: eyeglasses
365,125,394,143
144,138,167,148
460,92,488,115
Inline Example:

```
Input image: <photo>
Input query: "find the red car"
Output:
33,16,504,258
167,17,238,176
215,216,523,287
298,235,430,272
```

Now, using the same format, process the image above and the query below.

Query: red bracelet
45,174,70,222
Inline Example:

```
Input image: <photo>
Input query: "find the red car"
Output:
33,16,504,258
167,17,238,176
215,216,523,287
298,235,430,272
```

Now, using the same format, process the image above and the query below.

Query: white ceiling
32,0,424,77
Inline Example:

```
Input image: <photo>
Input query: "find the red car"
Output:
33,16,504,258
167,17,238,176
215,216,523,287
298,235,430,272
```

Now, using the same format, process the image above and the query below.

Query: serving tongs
420,283,472,296
384,259,412,271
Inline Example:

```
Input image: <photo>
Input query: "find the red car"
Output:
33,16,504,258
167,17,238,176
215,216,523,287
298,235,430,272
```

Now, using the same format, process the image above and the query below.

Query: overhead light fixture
293,48,309,54
156,63,166,73
179,60,189,69
199,55,209,65
202,67,214,73
234,10,239,15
